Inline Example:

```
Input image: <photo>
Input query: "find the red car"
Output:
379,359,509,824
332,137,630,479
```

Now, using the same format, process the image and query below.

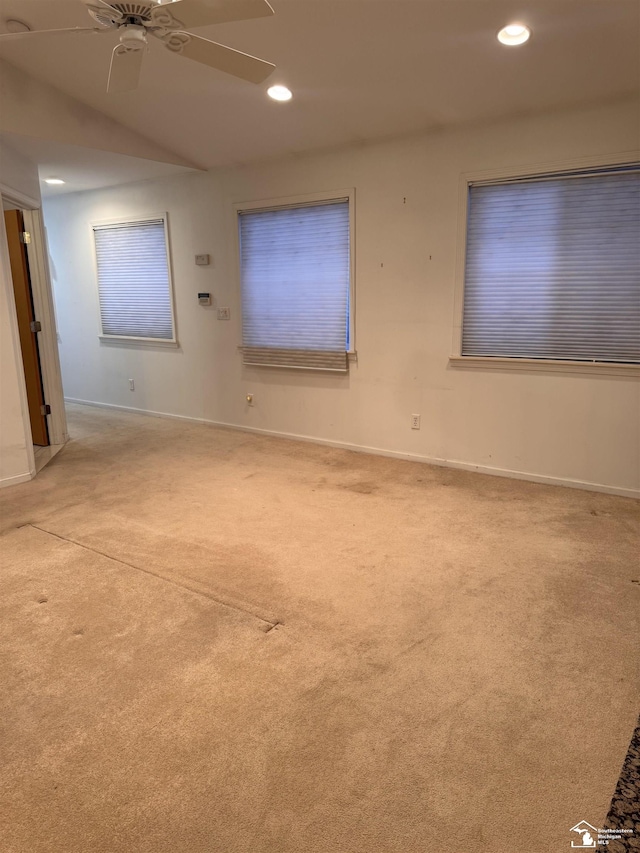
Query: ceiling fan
0,0,276,93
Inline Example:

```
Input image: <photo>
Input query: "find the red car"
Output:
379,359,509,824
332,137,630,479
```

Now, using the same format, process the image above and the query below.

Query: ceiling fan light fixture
267,85,292,102
497,23,530,45
44,178,65,185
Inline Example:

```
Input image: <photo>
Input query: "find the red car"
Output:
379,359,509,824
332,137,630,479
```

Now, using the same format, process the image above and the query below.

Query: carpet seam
25,523,279,631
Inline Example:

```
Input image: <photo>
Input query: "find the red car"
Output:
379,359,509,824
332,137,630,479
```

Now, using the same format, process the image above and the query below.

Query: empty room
0,1,638,851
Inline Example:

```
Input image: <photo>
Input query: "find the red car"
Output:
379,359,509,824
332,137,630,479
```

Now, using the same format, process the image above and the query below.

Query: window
461,167,639,365
237,194,353,371
93,215,176,343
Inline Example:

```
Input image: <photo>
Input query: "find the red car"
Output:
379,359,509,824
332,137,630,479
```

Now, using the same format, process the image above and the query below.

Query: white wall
0,138,41,203
45,99,640,496
0,141,40,486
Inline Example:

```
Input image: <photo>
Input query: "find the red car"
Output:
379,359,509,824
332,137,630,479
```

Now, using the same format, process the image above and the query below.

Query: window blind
462,170,640,363
238,200,350,370
93,219,174,341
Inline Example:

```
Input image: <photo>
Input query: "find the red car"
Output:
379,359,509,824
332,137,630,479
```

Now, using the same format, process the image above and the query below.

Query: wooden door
4,209,49,447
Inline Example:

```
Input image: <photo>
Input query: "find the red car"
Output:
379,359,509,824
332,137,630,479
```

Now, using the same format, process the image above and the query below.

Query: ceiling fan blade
83,0,127,26
162,32,275,83
0,26,106,42
107,45,144,93
151,0,274,30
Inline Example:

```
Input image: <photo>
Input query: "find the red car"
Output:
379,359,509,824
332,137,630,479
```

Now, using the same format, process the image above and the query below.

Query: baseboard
0,469,35,489
64,397,640,500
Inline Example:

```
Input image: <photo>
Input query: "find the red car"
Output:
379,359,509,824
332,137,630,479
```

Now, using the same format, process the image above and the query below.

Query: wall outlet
411,413,420,430
217,307,230,320
129,379,135,391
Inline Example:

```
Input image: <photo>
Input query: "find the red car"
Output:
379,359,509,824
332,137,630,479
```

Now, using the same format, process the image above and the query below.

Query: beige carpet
1,403,638,853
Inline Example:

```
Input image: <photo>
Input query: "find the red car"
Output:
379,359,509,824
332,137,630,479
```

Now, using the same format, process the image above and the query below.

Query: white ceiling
0,132,197,196
0,0,638,193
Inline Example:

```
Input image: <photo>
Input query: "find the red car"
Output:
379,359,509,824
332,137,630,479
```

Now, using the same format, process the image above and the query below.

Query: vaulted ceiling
0,0,638,193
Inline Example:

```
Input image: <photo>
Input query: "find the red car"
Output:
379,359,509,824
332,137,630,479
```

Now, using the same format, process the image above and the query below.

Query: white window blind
238,199,350,370
93,218,175,341
462,169,640,363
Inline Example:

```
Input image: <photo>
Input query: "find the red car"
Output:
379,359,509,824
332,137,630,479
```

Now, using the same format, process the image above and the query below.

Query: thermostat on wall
195,254,210,266
198,293,211,306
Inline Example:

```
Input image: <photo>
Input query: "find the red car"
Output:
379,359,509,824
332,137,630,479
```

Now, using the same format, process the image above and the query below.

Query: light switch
195,254,210,266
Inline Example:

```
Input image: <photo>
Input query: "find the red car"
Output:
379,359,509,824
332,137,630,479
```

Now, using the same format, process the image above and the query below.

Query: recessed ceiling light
44,178,65,185
267,85,292,102
5,19,31,33
497,23,531,46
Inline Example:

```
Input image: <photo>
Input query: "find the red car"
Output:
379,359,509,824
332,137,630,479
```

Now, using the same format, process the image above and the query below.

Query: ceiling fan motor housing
86,2,155,29
112,2,154,17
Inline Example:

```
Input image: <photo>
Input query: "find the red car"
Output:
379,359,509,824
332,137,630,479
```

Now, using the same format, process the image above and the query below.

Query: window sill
236,346,356,370
449,356,640,378
99,336,179,349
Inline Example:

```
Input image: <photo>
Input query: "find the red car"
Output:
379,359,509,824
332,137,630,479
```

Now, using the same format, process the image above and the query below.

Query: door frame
23,208,68,447
1,184,68,454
